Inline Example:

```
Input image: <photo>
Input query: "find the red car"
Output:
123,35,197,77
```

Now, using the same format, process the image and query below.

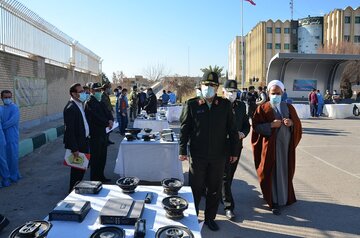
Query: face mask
85,93,90,101
225,91,237,103
78,92,87,102
269,95,282,105
3,98,12,105
201,85,215,99
196,89,202,97
94,92,102,102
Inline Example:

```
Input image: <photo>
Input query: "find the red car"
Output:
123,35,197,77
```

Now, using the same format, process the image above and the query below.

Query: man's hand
271,119,282,128
238,132,246,140
179,155,188,161
72,151,79,158
283,118,293,127
108,120,114,128
229,156,238,164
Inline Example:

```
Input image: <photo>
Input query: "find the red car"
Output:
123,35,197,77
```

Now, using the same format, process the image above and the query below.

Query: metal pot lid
9,220,52,238
90,226,125,238
155,225,194,238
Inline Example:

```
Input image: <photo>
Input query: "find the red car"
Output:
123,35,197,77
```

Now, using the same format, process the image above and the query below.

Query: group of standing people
63,82,114,193
114,86,158,135
179,72,302,231
0,90,21,189
160,90,176,106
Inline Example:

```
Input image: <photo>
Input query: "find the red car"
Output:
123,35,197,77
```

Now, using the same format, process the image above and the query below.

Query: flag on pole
245,0,256,5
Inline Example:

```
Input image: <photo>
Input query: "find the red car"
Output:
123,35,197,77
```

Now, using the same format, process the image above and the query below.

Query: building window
275,27,281,34
293,44,298,51
292,28,297,34
284,28,290,34
344,35,350,42
355,16,360,23
315,36,320,40
298,37,301,41
355,35,360,43
284,43,290,50
345,16,351,24
266,27,272,33
267,43,272,49
275,43,281,49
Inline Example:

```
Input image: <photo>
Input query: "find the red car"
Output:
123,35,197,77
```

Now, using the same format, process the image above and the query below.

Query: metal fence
0,0,101,75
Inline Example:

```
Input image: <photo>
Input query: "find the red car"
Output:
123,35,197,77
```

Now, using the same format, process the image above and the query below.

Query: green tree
101,73,110,84
200,65,224,78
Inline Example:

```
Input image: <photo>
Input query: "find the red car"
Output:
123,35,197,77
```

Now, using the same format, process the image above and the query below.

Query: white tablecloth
114,138,184,182
133,118,169,132
292,104,311,119
46,185,201,238
164,105,183,122
323,104,354,119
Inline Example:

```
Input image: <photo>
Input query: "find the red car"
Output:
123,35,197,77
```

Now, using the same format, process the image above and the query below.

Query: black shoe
225,209,235,220
204,219,219,231
272,204,281,215
0,215,9,232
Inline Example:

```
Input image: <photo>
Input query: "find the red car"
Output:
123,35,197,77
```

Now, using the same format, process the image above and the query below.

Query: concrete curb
19,125,65,159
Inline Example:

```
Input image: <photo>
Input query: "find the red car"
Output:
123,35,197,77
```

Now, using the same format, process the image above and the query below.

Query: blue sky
18,0,360,79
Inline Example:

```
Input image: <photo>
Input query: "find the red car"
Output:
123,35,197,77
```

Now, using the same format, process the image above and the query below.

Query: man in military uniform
179,71,239,231
221,79,250,219
101,83,115,145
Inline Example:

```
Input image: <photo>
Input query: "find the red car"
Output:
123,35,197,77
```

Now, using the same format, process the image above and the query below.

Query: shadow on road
227,178,360,237
302,127,348,136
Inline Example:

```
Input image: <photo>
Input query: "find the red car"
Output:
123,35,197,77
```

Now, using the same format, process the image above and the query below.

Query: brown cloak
251,102,302,208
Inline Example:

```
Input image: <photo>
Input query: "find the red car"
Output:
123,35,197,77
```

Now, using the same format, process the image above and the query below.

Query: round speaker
155,225,194,238
90,226,125,238
116,176,140,193
161,178,183,195
9,220,52,238
162,196,188,219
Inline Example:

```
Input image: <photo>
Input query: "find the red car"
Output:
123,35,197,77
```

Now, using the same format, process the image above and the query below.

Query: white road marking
299,148,360,180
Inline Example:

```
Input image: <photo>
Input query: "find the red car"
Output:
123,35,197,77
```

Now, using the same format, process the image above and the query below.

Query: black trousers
90,135,108,181
222,150,242,211
69,167,85,193
189,157,226,220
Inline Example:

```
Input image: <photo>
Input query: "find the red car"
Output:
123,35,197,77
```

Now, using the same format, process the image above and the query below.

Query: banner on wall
293,79,317,91
14,76,47,107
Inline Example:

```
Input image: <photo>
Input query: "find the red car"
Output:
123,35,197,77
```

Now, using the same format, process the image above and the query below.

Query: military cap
201,71,219,86
223,79,238,92
91,82,102,90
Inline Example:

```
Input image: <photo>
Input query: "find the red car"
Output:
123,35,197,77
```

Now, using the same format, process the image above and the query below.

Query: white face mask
196,89,202,97
225,90,237,103
201,85,216,99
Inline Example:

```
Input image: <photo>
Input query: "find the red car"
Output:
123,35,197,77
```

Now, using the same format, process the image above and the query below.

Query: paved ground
1,117,360,237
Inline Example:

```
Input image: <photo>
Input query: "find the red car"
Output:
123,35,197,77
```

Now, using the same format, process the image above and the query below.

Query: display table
323,104,354,119
164,105,183,122
114,137,184,182
133,118,169,132
46,185,201,238
292,104,311,119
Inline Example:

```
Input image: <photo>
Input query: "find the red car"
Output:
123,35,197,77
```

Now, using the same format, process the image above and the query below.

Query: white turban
267,80,284,92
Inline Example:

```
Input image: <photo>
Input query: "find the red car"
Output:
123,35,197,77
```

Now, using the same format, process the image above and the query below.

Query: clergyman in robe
251,80,302,215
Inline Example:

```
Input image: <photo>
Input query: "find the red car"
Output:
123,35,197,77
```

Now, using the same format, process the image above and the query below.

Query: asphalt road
0,118,360,238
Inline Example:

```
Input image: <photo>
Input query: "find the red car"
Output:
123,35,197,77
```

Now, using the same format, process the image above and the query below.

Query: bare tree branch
143,63,170,81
